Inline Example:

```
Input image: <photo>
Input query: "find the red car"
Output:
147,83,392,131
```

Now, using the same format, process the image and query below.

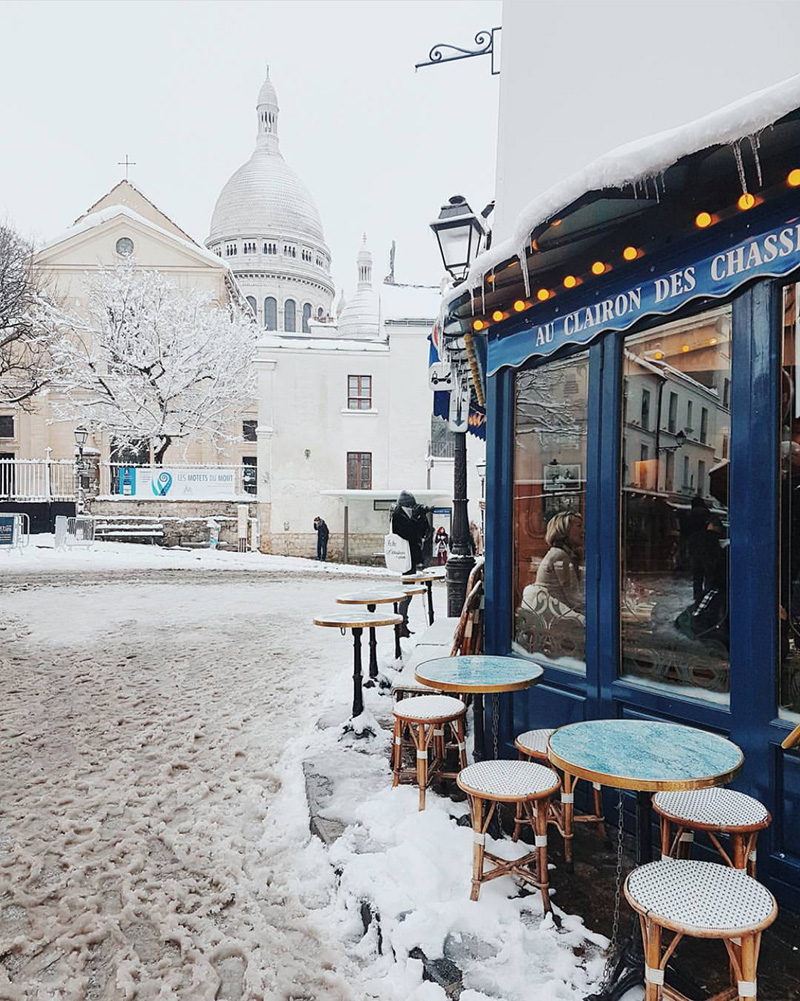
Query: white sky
0,0,501,293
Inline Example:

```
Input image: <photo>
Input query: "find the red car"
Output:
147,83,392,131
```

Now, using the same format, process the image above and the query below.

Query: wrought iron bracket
415,27,500,75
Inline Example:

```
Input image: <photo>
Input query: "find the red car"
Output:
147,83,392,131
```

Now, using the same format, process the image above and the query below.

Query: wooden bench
95,522,165,545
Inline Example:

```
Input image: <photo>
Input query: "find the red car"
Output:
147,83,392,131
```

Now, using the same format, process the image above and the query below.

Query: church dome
208,152,325,243
338,236,381,339
206,67,327,247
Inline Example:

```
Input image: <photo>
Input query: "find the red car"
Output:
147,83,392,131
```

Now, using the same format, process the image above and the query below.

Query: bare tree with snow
0,222,60,406
51,262,257,463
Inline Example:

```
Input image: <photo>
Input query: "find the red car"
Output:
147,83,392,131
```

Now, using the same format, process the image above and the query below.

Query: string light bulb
563,275,577,289
695,211,712,229
788,169,800,188
682,345,690,353
623,246,639,261
591,261,606,275
513,300,527,312
536,288,550,302
654,351,665,361
737,193,756,211
473,319,486,331
492,310,506,322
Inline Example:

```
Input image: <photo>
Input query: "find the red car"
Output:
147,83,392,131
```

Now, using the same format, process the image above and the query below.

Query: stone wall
261,531,385,565
88,499,258,548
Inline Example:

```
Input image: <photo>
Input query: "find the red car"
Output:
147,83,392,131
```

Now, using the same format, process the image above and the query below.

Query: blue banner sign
0,515,15,547
488,209,800,375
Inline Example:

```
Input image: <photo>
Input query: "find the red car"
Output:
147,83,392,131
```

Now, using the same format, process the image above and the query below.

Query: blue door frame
484,277,800,911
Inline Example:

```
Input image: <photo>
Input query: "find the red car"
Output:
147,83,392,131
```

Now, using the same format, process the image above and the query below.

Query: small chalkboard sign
0,515,16,547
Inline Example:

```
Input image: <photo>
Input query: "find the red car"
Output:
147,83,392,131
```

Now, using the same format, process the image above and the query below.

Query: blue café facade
444,106,800,908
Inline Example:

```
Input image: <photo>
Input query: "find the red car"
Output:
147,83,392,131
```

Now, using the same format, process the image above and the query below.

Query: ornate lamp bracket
415,27,501,75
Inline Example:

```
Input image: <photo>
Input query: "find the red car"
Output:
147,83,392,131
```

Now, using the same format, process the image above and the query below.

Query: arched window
264,297,277,331
316,306,324,320
302,302,312,333
284,299,296,332
246,296,257,318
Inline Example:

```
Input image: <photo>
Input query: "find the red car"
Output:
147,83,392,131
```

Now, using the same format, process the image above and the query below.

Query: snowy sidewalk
288,612,609,1001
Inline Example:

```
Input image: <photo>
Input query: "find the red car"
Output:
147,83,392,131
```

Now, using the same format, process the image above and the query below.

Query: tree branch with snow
51,262,257,462
0,223,62,406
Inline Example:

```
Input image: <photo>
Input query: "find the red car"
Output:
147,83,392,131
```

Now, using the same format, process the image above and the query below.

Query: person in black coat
391,490,431,573
313,516,329,561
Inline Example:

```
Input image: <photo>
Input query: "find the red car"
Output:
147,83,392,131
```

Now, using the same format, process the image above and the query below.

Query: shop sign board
489,209,800,375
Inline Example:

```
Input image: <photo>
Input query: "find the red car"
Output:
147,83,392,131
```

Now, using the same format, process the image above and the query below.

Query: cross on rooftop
117,154,137,180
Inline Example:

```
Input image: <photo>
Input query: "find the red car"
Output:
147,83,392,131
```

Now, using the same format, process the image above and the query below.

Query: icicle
748,132,763,188
730,139,748,195
518,249,531,298
470,285,475,318
481,274,487,314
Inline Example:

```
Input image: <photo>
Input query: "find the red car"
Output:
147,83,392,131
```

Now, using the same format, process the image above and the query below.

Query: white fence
0,459,257,502
0,459,77,500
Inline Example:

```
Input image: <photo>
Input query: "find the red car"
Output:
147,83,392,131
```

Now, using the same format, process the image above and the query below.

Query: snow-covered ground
0,542,615,1000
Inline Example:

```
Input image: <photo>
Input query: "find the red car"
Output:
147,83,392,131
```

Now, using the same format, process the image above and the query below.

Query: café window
780,283,800,718
347,375,372,410
513,353,588,672
243,456,257,495
0,415,14,438
347,451,372,490
620,306,731,702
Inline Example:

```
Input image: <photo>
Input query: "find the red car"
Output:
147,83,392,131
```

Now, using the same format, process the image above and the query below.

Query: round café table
336,589,409,673
548,719,744,1001
415,655,544,760
314,611,402,723
401,566,446,625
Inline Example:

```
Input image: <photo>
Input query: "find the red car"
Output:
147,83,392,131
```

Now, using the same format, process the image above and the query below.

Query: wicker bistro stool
392,695,468,810
653,789,771,877
457,760,561,910
514,728,604,869
624,859,777,1001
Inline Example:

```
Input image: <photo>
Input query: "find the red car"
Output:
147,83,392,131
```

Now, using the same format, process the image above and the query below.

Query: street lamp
430,195,485,284
430,198,486,615
74,425,88,515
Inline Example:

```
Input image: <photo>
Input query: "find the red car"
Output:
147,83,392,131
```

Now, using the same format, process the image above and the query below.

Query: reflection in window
620,307,731,701
302,302,312,333
781,285,800,717
513,354,588,671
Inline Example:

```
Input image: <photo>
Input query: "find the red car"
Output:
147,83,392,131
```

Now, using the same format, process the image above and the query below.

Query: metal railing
428,439,456,459
0,459,258,501
0,459,77,500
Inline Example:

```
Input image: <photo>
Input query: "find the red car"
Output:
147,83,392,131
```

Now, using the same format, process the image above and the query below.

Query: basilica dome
205,67,334,333
208,148,325,244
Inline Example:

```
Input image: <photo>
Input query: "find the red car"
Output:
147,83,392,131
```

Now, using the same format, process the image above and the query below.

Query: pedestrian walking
313,516,329,561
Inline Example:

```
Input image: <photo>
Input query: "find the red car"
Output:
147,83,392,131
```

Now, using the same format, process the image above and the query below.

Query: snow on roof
380,281,440,322
446,70,800,309
37,205,232,272
75,179,197,245
259,333,389,353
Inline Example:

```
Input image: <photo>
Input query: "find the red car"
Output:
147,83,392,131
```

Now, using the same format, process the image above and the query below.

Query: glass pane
620,307,731,702
513,353,588,671
781,284,800,717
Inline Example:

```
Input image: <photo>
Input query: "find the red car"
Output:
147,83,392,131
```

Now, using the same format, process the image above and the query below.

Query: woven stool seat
458,760,559,801
654,788,769,831
515,728,555,759
393,694,466,722
391,676,432,695
627,860,776,936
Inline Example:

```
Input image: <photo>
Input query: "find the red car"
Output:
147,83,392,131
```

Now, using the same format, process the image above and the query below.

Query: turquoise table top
548,720,744,792
415,655,544,694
